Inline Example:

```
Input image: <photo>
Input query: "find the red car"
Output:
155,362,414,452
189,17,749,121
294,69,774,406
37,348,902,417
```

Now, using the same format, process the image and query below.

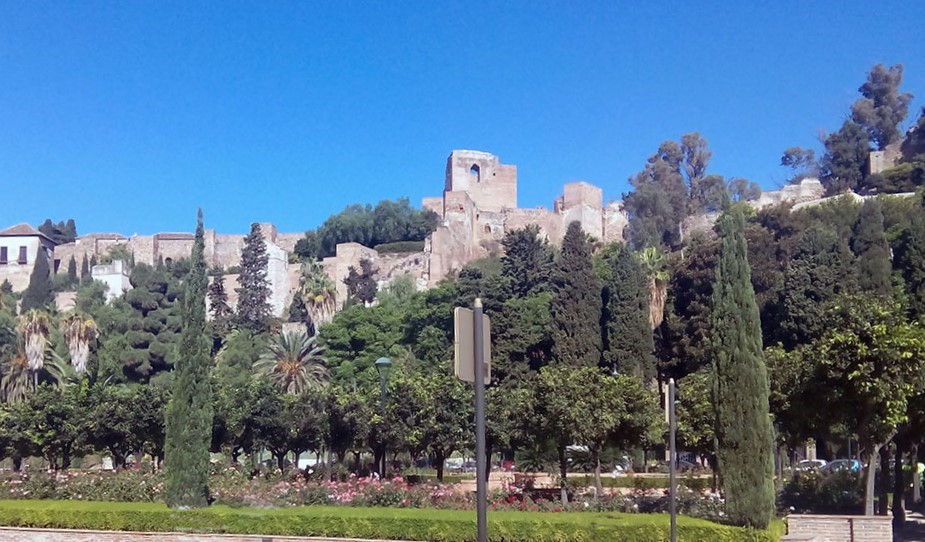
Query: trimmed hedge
374,241,426,254
574,475,712,491
0,500,780,541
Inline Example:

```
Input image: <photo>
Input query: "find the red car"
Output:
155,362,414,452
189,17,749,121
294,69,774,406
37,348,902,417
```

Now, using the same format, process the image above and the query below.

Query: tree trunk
865,443,885,516
435,452,445,483
483,446,492,484
878,446,890,515
591,445,603,497
12,455,21,472
893,442,906,527
558,445,569,504
914,444,922,504
325,449,333,481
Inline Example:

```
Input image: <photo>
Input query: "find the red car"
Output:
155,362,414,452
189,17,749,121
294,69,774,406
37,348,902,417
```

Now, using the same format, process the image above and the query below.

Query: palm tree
638,247,670,330
0,336,67,403
1,341,31,404
61,313,99,375
17,310,51,387
254,330,328,394
300,261,337,333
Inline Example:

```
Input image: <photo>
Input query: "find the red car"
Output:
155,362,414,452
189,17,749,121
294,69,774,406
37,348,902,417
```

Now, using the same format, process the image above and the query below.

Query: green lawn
0,499,782,541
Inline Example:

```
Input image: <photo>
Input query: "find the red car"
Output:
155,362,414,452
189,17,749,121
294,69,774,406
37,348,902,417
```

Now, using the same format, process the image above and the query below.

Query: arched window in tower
470,164,480,183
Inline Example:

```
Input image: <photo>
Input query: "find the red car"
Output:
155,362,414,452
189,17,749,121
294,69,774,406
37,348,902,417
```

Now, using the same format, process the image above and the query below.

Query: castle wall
603,201,628,244
561,182,604,240
422,197,444,218
445,150,517,212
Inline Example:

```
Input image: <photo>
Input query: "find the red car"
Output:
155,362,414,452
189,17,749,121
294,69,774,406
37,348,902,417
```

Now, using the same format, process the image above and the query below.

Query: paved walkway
895,508,925,541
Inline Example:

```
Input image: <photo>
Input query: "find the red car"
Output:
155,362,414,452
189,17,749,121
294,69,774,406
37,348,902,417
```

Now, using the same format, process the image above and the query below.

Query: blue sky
1,1,923,235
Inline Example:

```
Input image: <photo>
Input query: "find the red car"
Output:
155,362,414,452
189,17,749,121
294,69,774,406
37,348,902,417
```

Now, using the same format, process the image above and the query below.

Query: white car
796,459,827,471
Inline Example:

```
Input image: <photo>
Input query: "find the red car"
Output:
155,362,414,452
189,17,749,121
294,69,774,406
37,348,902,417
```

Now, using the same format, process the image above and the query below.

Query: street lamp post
668,378,677,542
375,357,392,478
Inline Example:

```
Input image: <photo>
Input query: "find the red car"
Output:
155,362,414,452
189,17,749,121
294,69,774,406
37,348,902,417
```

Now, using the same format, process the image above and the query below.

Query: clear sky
2,1,923,235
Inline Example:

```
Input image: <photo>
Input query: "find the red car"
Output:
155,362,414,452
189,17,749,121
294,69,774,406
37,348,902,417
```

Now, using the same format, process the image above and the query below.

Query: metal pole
669,378,677,542
473,298,488,542
379,373,387,477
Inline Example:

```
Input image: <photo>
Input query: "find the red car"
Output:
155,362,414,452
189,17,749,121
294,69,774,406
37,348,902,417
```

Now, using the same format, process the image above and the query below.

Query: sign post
454,299,490,542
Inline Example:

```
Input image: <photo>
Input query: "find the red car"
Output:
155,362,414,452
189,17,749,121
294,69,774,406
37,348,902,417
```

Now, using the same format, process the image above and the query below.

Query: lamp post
375,357,392,477
668,378,677,542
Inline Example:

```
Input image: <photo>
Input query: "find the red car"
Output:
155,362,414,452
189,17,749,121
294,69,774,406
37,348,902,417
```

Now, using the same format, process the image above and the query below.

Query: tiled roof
0,223,52,241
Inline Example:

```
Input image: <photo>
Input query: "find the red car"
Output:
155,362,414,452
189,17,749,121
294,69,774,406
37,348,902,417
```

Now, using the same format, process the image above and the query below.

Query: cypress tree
603,246,656,381
21,249,54,312
0,279,12,295
501,225,554,298
852,199,892,296
709,207,775,529
89,255,98,269
896,197,925,319
343,258,378,306
164,209,213,508
80,254,90,285
550,221,602,366
207,274,233,321
235,223,272,331
66,256,78,287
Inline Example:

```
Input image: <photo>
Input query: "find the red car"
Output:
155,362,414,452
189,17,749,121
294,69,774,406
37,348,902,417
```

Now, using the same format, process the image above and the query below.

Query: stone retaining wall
0,528,406,542
786,514,892,542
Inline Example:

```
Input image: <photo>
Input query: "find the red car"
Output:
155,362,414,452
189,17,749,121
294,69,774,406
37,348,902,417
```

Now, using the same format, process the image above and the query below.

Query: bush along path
0,500,783,542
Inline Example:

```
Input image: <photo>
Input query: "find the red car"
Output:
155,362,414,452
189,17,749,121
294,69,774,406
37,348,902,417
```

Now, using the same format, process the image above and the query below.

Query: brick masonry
0,527,410,542
786,514,893,542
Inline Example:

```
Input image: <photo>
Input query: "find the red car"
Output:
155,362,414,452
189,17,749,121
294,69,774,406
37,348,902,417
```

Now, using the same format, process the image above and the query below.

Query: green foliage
37,219,77,245
550,222,601,367
374,241,426,253
821,120,870,195
302,198,439,259
850,64,913,150
96,264,182,382
79,255,90,286
599,244,655,380
164,209,213,508
235,223,272,332
286,292,308,323
65,257,78,287
780,471,863,515
501,225,554,298
869,155,925,193
254,330,327,395
709,207,775,529
775,224,856,348
20,249,54,312
625,140,689,248
895,196,925,319
343,258,378,305
851,199,892,295
676,370,715,459
0,500,779,542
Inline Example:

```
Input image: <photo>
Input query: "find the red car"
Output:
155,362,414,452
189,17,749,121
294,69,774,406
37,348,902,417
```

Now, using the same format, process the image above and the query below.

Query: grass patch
0,499,780,541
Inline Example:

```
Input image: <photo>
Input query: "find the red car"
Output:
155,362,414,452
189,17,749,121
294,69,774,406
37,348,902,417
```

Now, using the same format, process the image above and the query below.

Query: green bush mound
0,499,779,541
374,241,426,254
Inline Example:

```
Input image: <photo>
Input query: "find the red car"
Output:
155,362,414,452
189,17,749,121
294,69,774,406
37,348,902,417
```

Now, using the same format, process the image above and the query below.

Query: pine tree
164,209,213,508
21,249,54,312
852,199,892,296
550,222,602,366
207,274,233,322
235,223,272,331
709,207,775,529
80,254,90,285
603,246,656,381
66,256,78,287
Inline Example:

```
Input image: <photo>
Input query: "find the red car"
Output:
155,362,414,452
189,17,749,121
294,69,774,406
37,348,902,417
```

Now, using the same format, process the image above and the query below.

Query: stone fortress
2,150,835,315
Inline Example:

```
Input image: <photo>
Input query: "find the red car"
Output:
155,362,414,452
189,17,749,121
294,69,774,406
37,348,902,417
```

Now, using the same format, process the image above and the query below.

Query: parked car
795,459,827,471
821,459,861,474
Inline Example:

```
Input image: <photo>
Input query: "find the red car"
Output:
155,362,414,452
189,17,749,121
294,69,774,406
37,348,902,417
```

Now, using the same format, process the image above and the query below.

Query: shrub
374,241,426,254
779,471,863,515
0,500,780,542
